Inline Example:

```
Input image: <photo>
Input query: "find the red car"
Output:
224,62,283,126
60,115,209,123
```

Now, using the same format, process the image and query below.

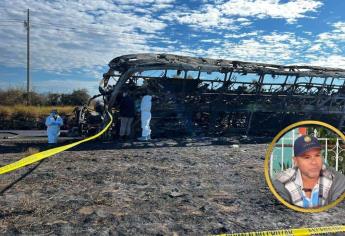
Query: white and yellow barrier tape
217,225,345,236
0,111,113,175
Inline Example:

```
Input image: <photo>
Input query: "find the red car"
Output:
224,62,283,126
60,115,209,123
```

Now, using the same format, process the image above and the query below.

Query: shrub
0,88,90,106
60,89,90,105
0,105,75,130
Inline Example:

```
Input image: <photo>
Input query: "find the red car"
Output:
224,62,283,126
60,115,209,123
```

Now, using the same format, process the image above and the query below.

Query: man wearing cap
274,135,345,208
45,109,64,144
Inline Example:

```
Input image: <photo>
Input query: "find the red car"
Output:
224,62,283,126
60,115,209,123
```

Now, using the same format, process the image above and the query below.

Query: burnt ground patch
0,138,344,235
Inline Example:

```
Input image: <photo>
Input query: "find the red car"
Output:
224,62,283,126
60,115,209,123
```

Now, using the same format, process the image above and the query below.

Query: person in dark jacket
118,91,135,140
274,135,345,208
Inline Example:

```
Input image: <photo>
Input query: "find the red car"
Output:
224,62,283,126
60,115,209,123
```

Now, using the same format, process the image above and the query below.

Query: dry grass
0,105,75,118
0,105,75,129
23,147,40,157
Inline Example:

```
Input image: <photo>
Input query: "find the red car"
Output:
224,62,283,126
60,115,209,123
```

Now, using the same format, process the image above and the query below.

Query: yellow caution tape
0,111,113,175
217,225,345,236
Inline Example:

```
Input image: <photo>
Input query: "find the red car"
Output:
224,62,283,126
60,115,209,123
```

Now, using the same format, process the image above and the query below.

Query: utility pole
24,8,30,105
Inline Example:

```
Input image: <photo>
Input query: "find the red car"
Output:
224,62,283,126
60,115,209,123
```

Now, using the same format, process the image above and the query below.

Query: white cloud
236,18,250,22
308,44,321,52
309,21,345,55
161,4,236,30
200,39,222,44
1,0,345,95
0,0,170,73
221,0,322,23
308,55,345,69
116,0,174,4
262,33,293,42
180,30,322,67
260,32,310,48
0,0,179,94
317,21,345,42
240,21,252,26
162,0,323,31
224,31,261,38
333,22,345,33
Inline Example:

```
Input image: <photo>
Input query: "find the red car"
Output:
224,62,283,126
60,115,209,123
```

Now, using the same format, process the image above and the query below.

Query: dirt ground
0,136,344,235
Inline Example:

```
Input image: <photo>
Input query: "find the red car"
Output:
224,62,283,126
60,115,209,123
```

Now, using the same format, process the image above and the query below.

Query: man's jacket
274,166,345,206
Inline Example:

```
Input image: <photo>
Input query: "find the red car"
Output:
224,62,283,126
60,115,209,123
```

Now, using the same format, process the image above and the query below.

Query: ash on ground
0,137,344,235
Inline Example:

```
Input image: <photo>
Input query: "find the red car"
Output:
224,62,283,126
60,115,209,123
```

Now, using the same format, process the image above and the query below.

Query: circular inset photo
264,121,345,212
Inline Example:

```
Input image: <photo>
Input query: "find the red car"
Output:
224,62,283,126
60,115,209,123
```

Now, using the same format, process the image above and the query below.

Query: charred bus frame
74,53,345,137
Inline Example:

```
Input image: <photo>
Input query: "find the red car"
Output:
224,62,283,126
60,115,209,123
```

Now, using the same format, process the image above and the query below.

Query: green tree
47,93,62,106
70,89,90,105
60,89,90,105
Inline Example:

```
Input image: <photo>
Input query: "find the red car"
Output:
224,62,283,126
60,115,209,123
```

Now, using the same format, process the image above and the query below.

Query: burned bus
70,53,345,138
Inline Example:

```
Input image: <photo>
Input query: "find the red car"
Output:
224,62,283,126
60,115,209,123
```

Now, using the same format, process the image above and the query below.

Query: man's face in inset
293,148,323,180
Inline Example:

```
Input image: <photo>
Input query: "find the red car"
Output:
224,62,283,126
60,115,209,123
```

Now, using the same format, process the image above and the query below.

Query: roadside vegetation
0,88,90,129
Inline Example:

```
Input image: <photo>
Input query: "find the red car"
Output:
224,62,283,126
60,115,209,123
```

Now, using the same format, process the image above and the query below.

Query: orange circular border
264,120,345,213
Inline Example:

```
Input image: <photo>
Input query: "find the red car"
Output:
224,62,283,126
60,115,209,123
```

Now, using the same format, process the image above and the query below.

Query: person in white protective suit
45,109,64,144
138,90,152,141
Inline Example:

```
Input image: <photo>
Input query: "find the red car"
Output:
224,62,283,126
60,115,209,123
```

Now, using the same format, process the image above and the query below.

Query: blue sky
0,0,345,95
